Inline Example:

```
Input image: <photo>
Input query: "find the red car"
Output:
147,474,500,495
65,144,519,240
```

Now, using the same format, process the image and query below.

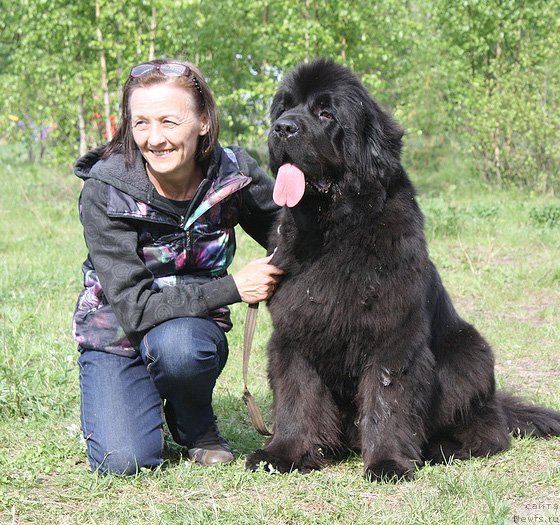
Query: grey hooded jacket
72,144,279,356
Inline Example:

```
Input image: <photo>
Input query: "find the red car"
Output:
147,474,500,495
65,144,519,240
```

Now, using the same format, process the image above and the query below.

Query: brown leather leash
242,302,273,436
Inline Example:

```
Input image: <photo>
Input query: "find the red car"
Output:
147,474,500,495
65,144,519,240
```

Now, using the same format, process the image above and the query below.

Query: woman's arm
233,147,281,249
80,179,241,344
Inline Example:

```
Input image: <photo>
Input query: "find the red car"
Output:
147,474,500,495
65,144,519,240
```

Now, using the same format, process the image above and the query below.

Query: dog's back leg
423,395,511,463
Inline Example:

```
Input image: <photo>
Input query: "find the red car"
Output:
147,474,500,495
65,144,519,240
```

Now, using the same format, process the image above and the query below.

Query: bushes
1,1,559,191
433,0,560,194
529,204,560,228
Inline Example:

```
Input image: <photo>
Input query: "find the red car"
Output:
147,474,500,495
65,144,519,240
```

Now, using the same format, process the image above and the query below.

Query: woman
72,59,282,475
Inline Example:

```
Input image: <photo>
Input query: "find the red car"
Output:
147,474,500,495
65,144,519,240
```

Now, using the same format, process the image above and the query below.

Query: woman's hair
100,59,219,166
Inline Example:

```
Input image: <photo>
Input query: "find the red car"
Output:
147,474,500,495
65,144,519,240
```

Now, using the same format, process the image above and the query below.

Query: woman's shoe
187,420,234,465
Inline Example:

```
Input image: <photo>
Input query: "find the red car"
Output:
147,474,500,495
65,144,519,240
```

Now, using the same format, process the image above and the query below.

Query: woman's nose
147,123,165,146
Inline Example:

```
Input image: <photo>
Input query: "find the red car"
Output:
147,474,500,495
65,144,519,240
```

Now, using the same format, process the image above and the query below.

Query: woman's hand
232,255,284,304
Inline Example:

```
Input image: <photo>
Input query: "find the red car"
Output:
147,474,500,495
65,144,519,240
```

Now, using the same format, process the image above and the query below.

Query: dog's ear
341,93,403,186
365,101,403,167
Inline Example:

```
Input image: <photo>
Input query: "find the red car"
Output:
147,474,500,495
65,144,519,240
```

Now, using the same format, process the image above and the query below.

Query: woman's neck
147,165,203,201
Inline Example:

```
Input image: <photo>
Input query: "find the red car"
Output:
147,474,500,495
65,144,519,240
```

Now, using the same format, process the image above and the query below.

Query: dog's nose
273,118,300,138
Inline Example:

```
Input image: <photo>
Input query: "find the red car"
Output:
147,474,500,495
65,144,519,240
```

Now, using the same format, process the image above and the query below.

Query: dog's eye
319,110,335,121
273,105,286,120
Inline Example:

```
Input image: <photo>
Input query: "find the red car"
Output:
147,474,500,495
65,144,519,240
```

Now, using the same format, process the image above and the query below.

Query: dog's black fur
245,59,560,481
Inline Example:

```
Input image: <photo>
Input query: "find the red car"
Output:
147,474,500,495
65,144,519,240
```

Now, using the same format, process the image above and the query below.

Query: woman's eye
319,110,334,120
163,120,177,127
133,121,148,130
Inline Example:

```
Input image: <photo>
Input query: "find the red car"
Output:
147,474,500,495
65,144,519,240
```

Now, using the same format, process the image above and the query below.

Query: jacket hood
74,146,151,200
73,144,238,203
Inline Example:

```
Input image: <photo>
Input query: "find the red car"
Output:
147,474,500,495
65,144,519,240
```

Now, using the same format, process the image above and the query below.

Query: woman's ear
199,114,210,136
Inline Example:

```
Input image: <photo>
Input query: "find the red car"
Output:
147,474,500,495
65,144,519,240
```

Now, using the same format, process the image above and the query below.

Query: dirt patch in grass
496,290,560,327
496,357,560,393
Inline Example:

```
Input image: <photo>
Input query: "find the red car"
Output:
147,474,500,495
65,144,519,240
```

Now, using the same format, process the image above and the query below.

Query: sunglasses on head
129,62,205,106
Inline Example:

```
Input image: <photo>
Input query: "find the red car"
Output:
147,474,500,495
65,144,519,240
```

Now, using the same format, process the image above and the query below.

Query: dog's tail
498,392,560,438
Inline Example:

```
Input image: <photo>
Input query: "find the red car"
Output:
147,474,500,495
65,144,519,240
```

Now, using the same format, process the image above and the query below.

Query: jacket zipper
182,178,212,229
181,178,213,251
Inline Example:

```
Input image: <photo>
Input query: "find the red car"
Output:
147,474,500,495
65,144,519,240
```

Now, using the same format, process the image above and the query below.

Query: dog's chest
268,255,381,342
268,260,377,383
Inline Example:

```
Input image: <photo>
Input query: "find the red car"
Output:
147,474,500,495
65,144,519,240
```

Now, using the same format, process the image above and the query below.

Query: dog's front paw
364,459,416,482
245,449,296,474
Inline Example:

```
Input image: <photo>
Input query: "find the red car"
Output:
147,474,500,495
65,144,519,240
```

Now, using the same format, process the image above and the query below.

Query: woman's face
130,82,208,184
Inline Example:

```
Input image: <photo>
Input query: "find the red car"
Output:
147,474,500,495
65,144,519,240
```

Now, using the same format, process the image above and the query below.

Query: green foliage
529,204,560,228
433,0,560,192
422,199,462,238
1,0,559,190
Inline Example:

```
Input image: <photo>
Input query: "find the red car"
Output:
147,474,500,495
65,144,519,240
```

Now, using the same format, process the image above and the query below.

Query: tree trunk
493,127,501,186
78,94,88,156
262,4,268,24
39,138,46,160
96,0,113,141
492,36,503,184
314,0,320,56
27,137,34,163
303,0,310,63
149,5,157,60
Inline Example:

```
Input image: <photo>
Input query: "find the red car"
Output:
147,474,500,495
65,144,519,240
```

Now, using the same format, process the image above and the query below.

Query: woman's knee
141,318,228,380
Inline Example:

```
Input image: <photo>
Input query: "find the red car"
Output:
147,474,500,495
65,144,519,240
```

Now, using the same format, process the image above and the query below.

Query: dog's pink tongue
273,164,306,207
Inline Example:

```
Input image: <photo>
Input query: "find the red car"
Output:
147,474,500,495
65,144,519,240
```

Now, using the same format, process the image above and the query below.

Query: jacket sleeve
79,178,241,344
232,147,281,250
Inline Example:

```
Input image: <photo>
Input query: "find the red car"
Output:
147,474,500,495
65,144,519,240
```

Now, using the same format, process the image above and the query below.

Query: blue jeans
78,317,229,475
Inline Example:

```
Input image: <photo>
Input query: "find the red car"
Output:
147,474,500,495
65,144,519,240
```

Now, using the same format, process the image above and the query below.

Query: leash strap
242,302,273,436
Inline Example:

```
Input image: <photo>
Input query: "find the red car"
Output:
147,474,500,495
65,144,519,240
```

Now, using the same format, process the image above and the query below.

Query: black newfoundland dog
245,59,560,481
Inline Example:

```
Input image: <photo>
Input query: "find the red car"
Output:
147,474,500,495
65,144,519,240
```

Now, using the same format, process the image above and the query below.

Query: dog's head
269,59,404,207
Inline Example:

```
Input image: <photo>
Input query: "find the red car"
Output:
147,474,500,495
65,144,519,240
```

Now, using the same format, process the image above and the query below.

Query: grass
0,142,559,524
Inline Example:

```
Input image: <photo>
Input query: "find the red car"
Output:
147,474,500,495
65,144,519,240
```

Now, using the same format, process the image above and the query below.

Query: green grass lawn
0,144,558,524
